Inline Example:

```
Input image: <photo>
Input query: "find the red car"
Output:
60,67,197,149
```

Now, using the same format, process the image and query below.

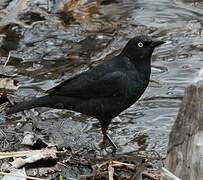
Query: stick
4,51,11,67
0,171,49,180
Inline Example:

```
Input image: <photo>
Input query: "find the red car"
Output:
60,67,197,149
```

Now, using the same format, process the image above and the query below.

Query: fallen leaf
0,75,18,91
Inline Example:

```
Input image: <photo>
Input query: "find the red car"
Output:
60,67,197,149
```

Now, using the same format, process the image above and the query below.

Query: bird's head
121,35,165,61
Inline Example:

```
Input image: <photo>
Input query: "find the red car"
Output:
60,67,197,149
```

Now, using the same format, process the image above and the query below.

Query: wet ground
0,0,203,178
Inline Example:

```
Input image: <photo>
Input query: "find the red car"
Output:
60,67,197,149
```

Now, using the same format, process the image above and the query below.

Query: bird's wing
47,71,127,98
47,72,84,94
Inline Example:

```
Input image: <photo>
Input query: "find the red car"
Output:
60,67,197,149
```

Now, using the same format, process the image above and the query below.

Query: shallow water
2,0,203,156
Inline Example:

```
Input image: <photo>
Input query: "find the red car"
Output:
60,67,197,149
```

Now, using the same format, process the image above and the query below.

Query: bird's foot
98,138,110,150
96,134,117,155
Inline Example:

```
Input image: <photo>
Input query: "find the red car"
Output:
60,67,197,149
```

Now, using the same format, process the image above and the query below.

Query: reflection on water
5,0,203,155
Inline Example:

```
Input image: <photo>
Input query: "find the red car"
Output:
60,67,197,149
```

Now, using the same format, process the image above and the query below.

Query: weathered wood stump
162,82,203,180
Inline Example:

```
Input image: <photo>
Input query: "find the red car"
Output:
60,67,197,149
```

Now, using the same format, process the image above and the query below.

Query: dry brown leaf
108,165,114,180
0,147,61,160
11,147,58,168
0,75,18,91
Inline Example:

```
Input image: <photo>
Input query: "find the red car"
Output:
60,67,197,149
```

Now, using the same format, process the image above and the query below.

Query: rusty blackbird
6,35,165,151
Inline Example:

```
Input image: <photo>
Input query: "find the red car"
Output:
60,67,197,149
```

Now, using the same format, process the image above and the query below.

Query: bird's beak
151,41,165,48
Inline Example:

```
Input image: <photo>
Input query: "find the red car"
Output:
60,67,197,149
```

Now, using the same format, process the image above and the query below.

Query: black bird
6,35,165,150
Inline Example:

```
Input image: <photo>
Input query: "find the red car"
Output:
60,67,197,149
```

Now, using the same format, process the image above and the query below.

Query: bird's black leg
104,133,118,151
100,120,118,151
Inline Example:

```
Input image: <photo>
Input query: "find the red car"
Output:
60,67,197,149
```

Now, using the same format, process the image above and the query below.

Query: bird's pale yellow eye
138,42,143,47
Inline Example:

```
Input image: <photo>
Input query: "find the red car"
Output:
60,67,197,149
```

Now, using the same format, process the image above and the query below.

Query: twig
0,171,48,180
108,166,114,180
143,171,159,180
0,34,6,37
4,51,11,67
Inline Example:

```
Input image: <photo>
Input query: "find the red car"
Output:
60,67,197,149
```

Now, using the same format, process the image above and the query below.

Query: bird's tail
6,96,51,115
